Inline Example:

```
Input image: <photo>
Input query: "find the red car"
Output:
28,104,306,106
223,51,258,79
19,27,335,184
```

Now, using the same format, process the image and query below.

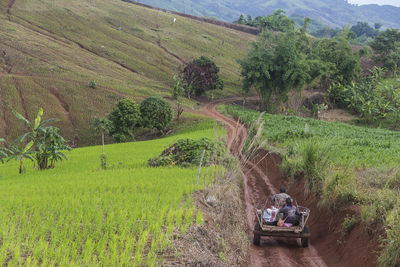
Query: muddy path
202,99,327,267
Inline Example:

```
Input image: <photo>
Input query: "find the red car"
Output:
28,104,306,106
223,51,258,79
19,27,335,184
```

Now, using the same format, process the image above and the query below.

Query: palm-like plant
13,108,71,170
0,138,10,163
92,118,112,155
7,141,35,174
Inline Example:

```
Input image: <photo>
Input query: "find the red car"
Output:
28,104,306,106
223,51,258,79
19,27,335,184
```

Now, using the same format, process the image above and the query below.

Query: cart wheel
301,225,309,248
253,223,261,246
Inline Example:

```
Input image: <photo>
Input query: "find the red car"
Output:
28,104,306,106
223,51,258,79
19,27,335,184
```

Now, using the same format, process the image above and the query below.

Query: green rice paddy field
0,117,224,266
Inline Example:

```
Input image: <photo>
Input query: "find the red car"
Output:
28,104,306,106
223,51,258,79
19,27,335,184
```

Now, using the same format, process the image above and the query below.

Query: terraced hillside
0,0,254,146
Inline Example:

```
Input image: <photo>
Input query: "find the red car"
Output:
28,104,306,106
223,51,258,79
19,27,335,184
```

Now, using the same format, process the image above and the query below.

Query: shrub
108,98,141,142
321,171,361,210
89,81,97,89
378,211,400,267
341,215,358,237
149,138,228,167
182,56,224,98
140,96,173,134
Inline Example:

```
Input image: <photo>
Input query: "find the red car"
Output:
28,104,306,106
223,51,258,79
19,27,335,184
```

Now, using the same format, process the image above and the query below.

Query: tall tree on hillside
182,56,224,98
239,19,325,110
371,29,400,74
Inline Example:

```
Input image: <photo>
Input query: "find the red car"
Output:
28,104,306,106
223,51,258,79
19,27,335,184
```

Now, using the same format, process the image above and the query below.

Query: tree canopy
140,96,173,134
234,10,295,32
108,99,141,143
370,29,400,72
239,20,325,110
182,56,223,97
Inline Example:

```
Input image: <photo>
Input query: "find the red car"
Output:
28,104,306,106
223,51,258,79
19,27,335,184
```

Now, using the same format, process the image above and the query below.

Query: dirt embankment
203,99,379,267
253,151,379,267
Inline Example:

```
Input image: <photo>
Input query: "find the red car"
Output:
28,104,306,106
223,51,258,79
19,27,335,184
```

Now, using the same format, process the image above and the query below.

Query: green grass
221,105,400,169
221,104,400,266
0,117,225,265
0,0,255,146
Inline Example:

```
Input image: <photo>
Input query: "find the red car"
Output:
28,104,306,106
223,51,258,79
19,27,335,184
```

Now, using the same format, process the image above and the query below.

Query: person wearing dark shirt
271,187,292,208
279,198,300,226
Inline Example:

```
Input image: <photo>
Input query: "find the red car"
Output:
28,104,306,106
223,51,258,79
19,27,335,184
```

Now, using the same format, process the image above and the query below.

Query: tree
370,29,400,73
350,22,379,38
172,75,185,121
259,10,295,32
182,56,224,98
14,108,71,170
239,20,324,110
108,98,141,143
92,118,112,154
7,141,34,174
140,96,173,134
234,10,294,32
310,35,361,87
374,23,383,30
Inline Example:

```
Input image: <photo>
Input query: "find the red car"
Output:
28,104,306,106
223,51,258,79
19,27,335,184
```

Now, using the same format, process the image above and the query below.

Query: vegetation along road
203,99,327,266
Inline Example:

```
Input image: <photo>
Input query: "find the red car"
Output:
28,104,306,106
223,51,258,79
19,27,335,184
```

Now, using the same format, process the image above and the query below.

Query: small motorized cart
253,200,310,247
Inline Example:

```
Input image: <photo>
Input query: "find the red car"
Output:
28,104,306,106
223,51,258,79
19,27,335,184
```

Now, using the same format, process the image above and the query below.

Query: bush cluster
328,67,400,126
107,97,173,142
149,138,227,167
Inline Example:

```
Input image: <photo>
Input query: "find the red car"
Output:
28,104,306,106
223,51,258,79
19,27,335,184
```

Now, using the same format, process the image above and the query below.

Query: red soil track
203,100,328,266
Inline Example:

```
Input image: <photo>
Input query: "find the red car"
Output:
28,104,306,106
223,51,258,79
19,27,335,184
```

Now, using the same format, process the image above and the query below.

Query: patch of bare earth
319,109,356,123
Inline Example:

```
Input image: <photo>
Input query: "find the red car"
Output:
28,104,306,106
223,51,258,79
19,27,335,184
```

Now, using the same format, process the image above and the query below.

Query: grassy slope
0,0,254,146
0,115,225,265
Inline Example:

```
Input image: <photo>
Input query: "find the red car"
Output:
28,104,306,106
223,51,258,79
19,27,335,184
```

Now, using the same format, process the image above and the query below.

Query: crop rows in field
223,105,400,168
0,118,224,266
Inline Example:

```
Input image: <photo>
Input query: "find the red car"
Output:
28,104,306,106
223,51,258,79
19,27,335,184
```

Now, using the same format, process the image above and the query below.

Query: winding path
202,99,327,267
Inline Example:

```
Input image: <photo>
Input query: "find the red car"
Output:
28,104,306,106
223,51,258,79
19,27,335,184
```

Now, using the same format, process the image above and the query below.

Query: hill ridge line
122,0,260,35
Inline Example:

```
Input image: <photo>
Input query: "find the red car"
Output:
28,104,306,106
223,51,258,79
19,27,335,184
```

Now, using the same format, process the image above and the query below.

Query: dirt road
203,99,327,267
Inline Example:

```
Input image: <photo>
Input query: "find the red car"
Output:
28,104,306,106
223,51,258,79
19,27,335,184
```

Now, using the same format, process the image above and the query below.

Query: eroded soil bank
202,99,380,266
252,150,379,267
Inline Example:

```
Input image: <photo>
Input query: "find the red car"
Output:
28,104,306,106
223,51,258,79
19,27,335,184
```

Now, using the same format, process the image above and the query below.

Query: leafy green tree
310,35,361,87
239,20,324,110
140,96,173,134
259,10,295,32
14,108,71,170
350,22,379,38
7,141,34,174
371,29,400,73
182,56,224,98
234,10,294,32
172,75,185,121
108,98,141,143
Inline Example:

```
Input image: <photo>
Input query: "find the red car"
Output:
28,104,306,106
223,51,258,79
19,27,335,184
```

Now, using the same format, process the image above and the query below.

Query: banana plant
13,108,71,170
7,141,34,174
0,138,10,163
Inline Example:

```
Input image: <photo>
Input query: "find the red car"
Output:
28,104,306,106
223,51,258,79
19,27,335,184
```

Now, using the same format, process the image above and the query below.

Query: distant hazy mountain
134,0,400,29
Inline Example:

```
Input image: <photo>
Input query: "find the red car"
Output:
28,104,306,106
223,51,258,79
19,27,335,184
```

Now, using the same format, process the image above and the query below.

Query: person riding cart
271,187,292,208
278,198,300,227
